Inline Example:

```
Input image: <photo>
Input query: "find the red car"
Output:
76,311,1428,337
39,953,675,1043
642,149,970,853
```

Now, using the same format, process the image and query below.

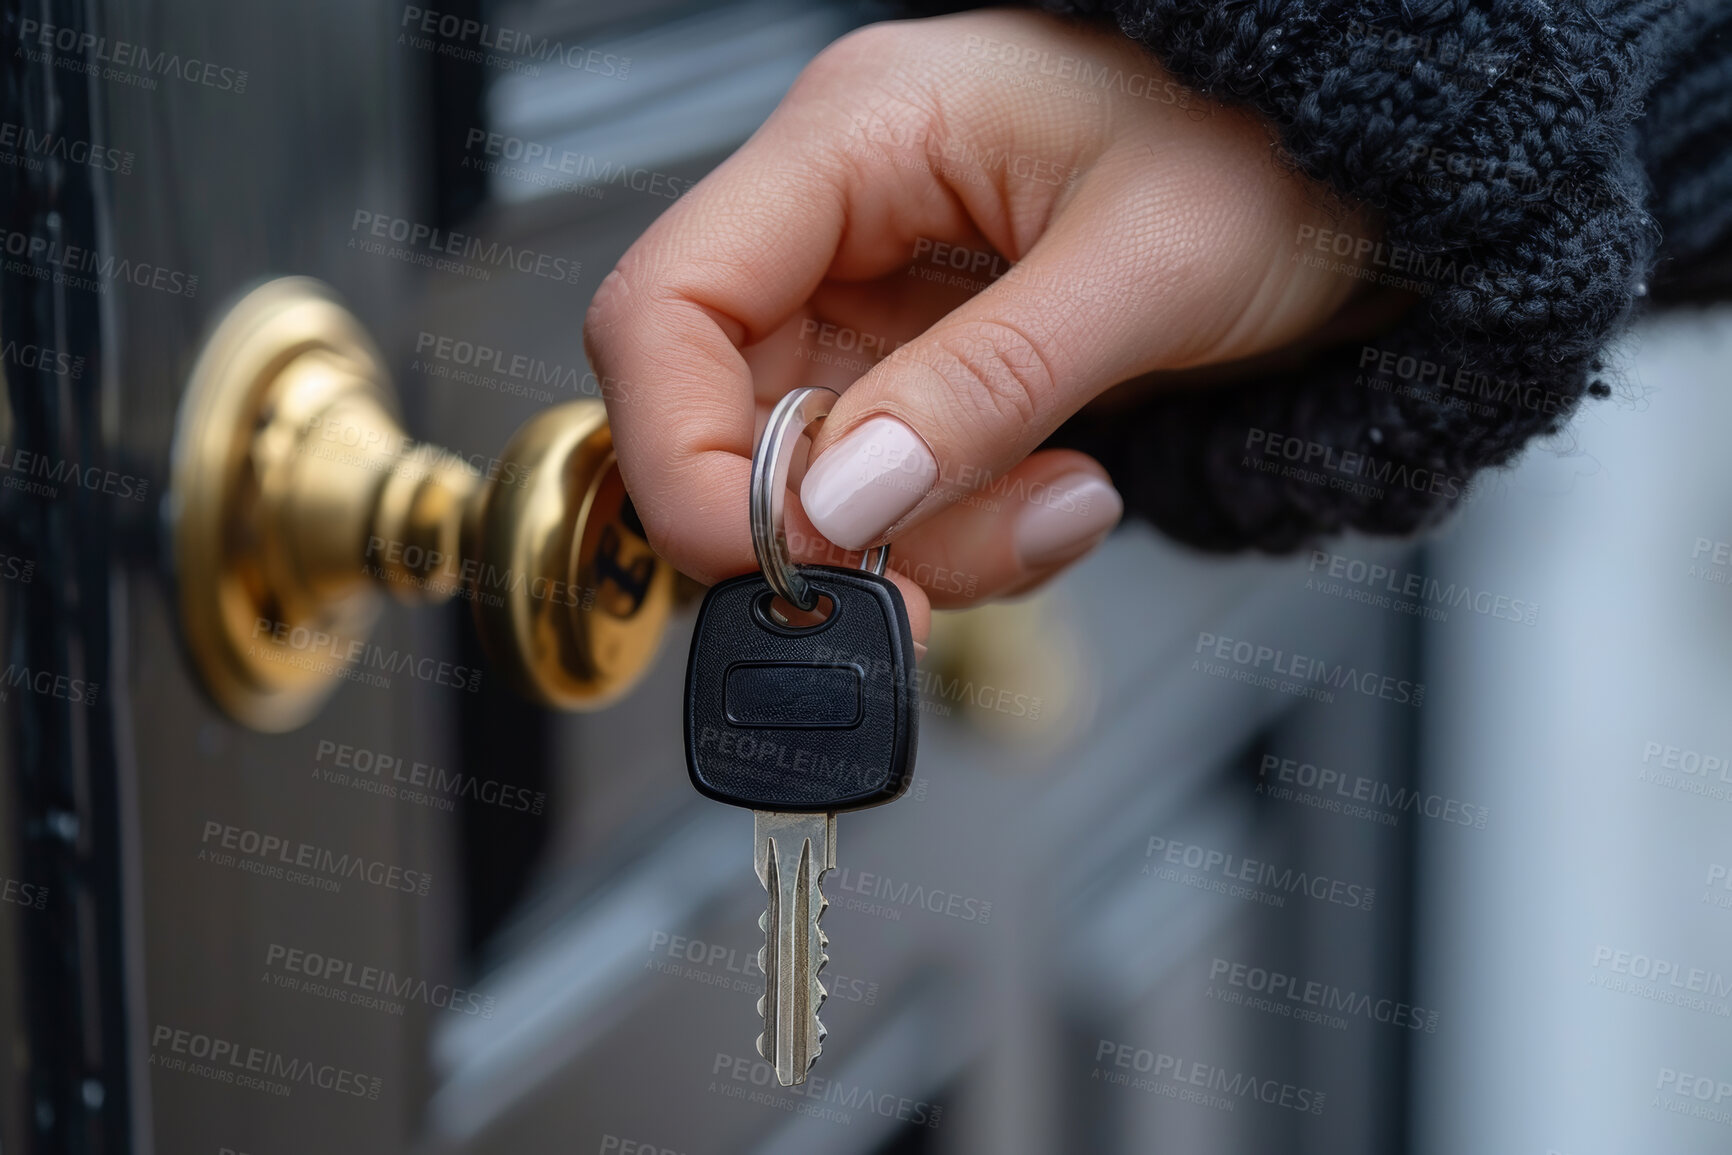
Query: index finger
583,35,973,585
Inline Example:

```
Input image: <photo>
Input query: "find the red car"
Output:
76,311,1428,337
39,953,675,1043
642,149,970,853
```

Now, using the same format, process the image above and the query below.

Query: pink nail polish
1013,473,1123,569
800,416,937,550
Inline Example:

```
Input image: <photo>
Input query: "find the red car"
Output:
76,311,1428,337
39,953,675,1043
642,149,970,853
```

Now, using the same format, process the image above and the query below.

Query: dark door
0,3,1419,1153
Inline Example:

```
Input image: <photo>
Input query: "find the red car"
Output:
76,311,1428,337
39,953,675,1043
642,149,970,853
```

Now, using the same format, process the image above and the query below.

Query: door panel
0,3,1422,1154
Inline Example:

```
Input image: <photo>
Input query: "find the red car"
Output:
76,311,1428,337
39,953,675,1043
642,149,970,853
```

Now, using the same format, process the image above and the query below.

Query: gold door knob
169,276,675,731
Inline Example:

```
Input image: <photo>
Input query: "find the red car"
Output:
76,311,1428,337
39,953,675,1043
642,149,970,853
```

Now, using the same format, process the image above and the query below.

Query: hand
585,9,1373,643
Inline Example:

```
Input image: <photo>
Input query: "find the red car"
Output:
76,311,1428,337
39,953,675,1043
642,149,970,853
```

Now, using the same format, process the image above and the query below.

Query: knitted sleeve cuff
1638,1,1732,297
1010,0,1726,551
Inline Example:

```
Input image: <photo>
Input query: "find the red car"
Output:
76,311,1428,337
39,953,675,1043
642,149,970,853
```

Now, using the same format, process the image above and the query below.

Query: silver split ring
750,386,889,611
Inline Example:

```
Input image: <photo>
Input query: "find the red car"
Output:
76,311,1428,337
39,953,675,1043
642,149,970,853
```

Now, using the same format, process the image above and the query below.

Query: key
685,564,918,1085
753,810,834,1083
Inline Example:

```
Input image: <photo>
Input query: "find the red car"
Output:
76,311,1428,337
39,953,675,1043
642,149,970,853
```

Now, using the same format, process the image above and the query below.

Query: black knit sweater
919,0,1732,551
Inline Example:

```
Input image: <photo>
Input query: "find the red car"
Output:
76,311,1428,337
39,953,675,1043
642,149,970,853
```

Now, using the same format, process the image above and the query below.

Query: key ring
751,386,889,611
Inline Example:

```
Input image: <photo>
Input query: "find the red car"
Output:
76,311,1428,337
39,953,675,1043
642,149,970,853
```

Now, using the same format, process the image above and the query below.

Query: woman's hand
585,9,1372,642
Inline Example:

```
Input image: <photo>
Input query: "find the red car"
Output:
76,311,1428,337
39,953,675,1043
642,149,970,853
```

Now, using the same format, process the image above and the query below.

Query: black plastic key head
685,566,918,812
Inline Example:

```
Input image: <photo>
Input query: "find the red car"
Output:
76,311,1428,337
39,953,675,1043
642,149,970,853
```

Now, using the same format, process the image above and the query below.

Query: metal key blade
753,810,835,1086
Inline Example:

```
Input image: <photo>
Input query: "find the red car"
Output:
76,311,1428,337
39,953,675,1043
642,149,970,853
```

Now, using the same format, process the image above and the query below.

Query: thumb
798,156,1366,551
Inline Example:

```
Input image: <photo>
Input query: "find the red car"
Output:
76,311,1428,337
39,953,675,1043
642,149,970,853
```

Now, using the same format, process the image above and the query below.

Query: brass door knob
169,276,675,731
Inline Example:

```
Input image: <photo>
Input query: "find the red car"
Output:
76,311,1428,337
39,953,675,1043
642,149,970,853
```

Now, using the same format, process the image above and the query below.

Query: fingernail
913,641,928,663
800,416,937,550
1014,473,1123,569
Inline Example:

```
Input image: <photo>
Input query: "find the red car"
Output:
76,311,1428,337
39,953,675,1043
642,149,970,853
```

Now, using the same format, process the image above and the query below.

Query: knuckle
583,267,631,339
923,320,1056,431
626,485,690,573
802,21,904,84
793,25,945,163
639,516,680,571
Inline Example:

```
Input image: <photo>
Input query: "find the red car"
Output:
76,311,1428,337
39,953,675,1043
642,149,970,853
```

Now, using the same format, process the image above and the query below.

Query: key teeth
811,877,829,1057
815,880,829,953
806,1010,826,1073
752,813,837,1084
810,1014,828,1072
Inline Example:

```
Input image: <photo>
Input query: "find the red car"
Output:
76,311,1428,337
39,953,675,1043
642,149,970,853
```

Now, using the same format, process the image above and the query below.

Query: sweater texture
930,0,1732,550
